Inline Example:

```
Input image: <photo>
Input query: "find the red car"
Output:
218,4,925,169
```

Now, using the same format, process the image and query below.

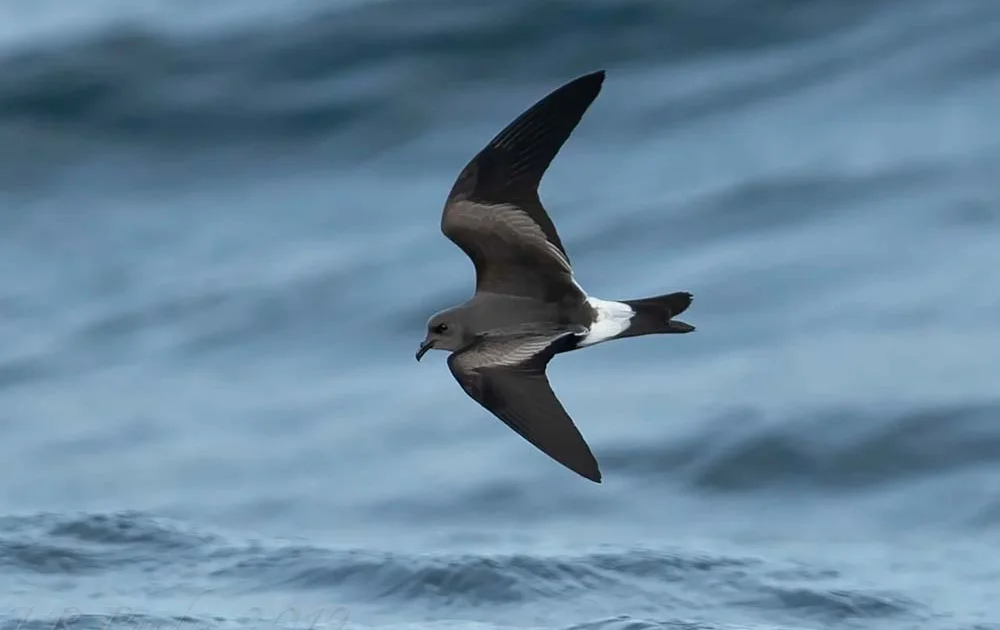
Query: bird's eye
434,323,448,334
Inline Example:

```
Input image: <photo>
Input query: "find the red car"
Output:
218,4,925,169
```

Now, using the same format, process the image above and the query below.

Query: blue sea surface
2,1,1000,628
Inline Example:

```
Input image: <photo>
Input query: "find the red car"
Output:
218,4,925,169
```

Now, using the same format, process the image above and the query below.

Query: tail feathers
620,291,695,339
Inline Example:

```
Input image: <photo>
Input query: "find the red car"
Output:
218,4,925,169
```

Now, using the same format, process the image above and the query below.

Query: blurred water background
2,0,1000,628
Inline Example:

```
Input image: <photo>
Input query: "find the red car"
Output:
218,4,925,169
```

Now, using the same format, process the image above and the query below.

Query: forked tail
618,291,695,339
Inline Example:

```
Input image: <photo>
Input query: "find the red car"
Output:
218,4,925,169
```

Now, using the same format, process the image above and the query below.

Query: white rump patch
579,296,634,347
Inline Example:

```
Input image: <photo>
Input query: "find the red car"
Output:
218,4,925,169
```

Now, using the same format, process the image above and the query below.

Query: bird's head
416,308,468,361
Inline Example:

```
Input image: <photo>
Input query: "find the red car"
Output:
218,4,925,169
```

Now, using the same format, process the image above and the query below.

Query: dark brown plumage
416,70,696,483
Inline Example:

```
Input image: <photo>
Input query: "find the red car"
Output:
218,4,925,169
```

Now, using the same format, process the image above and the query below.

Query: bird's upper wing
441,71,605,302
447,327,601,483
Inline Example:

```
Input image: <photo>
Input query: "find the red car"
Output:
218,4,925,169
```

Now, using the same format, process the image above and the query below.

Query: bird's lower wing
447,331,601,483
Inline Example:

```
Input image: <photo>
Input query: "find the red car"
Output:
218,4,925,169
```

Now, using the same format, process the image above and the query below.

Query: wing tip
572,69,606,99
574,68,605,80
577,459,603,483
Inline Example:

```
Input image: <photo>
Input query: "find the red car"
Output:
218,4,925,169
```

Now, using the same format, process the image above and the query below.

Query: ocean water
3,0,1000,628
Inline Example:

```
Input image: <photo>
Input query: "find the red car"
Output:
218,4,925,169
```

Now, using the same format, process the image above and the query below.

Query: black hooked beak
415,340,433,361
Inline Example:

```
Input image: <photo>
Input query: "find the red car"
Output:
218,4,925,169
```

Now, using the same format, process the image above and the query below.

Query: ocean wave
603,402,1000,492
211,544,756,605
3,512,752,595
0,0,886,148
754,585,915,622
0,511,221,574
0,538,101,575
47,511,219,550
0,511,918,622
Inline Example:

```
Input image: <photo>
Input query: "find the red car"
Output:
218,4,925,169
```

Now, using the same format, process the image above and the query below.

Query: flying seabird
415,70,695,483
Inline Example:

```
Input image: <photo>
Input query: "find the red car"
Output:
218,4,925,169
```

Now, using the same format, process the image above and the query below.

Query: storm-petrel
415,70,695,483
